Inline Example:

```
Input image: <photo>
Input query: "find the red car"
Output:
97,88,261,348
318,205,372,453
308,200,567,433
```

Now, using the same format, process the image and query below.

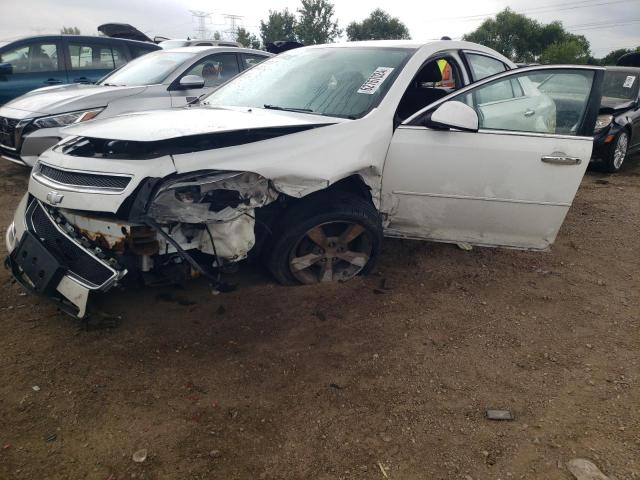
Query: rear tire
264,192,383,286
605,131,629,173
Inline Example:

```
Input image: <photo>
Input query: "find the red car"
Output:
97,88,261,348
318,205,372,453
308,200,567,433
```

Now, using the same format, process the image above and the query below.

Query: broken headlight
148,171,277,224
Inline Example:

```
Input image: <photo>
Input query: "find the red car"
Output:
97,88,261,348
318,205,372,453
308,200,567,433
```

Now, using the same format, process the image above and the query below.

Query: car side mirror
0,63,13,75
178,75,205,90
425,101,479,132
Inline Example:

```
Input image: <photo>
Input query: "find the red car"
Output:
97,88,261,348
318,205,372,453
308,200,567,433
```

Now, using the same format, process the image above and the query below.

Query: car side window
241,53,268,69
0,42,60,73
466,53,507,81
128,45,155,59
111,44,128,68
69,43,118,70
453,69,595,135
183,53,240,87
396,56,464,122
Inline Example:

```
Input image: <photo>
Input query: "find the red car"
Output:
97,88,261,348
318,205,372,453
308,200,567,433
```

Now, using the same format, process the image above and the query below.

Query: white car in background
5,40,604,318
0,46,271,166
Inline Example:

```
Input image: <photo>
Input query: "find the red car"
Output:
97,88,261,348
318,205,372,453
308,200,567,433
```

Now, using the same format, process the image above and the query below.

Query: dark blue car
0,35,159,105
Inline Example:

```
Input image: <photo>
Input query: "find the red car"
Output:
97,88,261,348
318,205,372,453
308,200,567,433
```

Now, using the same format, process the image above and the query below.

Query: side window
69,43,116,70
466,53,507,81
111,44,128,68
396,56,463,122
183,53,240,87
128,45,155,59
453,69,595,135
241,53,268,69
0,43,60,73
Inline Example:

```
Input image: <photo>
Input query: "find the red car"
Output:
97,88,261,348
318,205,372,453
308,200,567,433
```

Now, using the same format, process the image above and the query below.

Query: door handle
541,155,582,165
44,78,62,85
524,109,535,117
73,77,90,83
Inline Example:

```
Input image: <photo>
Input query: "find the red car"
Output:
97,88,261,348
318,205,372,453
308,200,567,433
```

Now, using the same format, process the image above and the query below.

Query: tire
264,191,383,286
605,130,629,173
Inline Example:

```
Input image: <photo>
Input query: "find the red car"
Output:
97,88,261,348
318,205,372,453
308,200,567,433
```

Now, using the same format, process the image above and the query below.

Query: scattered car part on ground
0,34,159,106
590,66,639,172
0,46,271,167
4,40,604,319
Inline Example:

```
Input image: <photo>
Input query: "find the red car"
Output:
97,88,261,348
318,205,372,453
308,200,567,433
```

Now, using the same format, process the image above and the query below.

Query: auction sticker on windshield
623,75,636,89
357,67,394,94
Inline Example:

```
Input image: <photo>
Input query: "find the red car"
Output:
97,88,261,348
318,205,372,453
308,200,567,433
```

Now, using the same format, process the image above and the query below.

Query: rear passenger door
64,39,127,84
0,39,66,104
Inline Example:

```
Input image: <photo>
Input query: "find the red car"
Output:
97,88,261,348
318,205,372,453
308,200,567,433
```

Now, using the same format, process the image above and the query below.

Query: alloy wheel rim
613,133,628,170
288,221,373,284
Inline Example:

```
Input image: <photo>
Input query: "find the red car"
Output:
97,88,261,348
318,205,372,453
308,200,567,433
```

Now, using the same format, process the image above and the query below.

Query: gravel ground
0,157,638,480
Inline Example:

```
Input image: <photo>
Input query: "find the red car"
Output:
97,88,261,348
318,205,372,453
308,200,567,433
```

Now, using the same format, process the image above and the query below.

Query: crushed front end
5,136,280,318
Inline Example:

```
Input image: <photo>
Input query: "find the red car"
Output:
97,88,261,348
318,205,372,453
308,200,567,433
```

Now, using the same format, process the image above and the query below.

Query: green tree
598,46,640,66
346,9,410,41
463,8,590,63
236,27,261,49
295,0,341,45
259,9,298,45
61,26,81,35
539,38,591,64
213,31,222,41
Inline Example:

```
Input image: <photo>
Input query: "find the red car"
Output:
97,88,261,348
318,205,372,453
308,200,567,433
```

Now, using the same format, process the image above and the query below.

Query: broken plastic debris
566,458,610,480
32,386,40,392
457,242,473,251
132,449,148,463
486,409,514,421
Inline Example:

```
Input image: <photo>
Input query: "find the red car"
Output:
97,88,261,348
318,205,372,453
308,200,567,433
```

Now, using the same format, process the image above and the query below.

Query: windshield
99,50,194,86
204,46,414,119
602,70,638,101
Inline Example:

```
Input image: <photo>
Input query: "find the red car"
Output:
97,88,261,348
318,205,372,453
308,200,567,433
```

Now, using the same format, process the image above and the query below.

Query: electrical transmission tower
189,10,212,39
223,14,244,41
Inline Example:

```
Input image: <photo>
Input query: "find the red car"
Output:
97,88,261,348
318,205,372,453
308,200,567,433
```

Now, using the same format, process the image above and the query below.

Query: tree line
61,0,637,65
239,0,636,66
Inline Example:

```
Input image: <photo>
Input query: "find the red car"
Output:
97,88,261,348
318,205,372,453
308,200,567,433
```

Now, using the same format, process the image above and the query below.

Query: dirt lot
0,158,638,480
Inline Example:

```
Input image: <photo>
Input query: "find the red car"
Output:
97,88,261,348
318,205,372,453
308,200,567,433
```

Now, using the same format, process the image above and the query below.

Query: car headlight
594,114,613,133
32,108,104,129
148,171,278,224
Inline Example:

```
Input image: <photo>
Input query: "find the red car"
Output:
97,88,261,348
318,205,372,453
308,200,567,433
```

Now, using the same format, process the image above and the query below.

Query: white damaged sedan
5,40,604,318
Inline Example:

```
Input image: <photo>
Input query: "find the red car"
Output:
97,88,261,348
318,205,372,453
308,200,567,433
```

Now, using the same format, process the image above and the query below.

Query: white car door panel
382,66,604,250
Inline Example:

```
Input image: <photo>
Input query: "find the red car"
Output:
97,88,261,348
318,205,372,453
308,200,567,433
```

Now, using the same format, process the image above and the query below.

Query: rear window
602,70,639,100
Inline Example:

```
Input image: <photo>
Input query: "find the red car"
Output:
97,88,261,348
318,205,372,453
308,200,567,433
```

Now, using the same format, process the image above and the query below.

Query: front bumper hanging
5,195,125,318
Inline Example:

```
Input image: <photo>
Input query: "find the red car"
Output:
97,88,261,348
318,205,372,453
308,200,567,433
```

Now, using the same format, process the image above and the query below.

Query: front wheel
605,131,629,173
265,193,383,285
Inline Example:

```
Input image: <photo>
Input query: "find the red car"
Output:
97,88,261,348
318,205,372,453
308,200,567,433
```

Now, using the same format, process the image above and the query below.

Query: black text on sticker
357,67,395,95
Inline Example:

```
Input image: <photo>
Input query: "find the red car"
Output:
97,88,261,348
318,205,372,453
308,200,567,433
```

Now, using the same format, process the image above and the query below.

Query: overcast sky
0,0,638,57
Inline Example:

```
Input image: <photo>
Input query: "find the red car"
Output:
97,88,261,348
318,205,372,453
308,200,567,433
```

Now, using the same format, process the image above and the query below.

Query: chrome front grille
0,116,19,150
35,163,132,192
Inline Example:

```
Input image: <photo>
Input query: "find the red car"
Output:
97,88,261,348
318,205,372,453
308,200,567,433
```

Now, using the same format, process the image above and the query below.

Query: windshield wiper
263,104,315,113
102,83,121,87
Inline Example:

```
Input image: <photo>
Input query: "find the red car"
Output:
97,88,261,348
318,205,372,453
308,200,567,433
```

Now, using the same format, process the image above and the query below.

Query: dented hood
61,106,344,141
0,83,147,117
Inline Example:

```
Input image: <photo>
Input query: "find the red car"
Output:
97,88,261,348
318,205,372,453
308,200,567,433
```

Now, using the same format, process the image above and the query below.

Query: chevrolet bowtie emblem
46,191,64,205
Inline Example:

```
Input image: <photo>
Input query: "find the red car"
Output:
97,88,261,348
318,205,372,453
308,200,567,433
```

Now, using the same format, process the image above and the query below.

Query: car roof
0,34,157,47
163,46,271,55
605,66,640,73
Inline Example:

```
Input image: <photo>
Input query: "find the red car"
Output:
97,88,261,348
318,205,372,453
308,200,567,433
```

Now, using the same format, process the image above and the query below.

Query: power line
423,0,639,23
222,14,244,41
189,10,213,40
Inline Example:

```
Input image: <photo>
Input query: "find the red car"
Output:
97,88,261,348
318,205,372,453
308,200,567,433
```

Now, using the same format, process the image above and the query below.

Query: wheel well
252,174,375,257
